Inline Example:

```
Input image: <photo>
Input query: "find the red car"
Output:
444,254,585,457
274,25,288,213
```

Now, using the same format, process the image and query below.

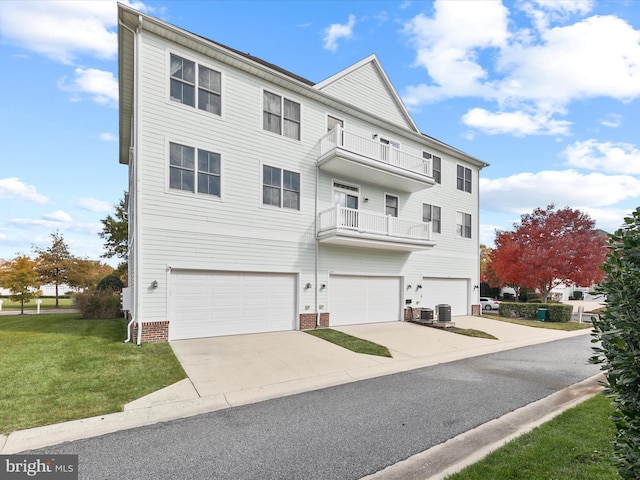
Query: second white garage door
421,277,469,316
330,275,401,326
169,270,296,340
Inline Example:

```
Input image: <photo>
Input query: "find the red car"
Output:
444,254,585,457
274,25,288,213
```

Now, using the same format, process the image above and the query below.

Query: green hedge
499,302,573,322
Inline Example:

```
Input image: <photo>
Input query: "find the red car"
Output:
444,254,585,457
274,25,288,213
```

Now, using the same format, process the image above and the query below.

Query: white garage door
169,270,296,340
330,275,401,326
422,277,469,316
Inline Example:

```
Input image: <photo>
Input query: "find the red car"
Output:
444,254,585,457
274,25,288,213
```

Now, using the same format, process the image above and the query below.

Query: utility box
437,304,451,322
420,308,434,321
537,308,549,321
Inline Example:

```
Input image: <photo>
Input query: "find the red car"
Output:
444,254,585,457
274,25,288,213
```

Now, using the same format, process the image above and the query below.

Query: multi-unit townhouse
118,4,488,343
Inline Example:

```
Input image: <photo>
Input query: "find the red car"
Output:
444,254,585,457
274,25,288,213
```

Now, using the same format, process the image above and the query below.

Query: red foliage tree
491,205,607,302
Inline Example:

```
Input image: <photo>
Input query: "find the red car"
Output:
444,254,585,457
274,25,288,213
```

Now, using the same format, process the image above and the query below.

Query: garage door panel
330,275,401,326
422,278,469,316
170,271,296,340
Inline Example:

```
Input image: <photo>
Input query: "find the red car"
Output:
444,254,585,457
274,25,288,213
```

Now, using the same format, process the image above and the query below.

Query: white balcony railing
319,126,432,177
318,206,432,241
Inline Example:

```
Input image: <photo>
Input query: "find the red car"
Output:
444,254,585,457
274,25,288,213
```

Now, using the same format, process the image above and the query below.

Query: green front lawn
481,313,592,331
0,313,186,434
446,393,617,479
0,296,75,310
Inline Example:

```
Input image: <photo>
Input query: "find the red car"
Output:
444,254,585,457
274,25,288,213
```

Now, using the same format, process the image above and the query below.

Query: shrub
591,207,640,479
74,290,123,319
499,302,572,322
96,274,124,292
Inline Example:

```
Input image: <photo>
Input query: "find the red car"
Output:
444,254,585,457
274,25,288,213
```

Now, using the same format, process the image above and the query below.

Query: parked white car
480,297,501,311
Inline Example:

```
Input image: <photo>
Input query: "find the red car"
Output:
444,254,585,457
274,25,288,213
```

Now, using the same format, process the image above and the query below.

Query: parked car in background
480,297,501,311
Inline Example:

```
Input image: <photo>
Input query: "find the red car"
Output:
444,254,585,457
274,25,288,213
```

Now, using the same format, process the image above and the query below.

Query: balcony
317,206,436,252
318,126,435,192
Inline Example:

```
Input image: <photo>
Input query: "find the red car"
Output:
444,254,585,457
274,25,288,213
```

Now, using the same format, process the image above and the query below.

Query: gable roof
315,55,418,133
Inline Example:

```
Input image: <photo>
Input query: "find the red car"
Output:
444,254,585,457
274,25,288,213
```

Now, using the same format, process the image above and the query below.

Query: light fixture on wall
363,198,369,203
151,280,158,289
416,284,422,290
305,283,312,290
321,284,326,290
406,284,412,290
473,285,479,290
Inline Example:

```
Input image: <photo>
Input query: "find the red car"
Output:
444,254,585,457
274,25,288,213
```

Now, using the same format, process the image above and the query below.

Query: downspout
315,155,320,328
124,315,135,343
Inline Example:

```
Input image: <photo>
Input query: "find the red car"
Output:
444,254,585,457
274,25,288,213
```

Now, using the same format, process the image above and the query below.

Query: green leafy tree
99,194,128,282
66,258,114,290
0,255,39,314
33,231,72,307
592,207,640,479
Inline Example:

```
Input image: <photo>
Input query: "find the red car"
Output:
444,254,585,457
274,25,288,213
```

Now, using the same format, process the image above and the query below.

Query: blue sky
1,0,640,264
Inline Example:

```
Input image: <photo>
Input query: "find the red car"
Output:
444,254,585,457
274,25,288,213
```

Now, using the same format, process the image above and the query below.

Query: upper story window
423,152,441,184
457,165,472,193
385,194,398,217
263,91,301,140
170,54,221,115
456,211,472,238
169,142,221,197
423,204,441,233
263,165,300,210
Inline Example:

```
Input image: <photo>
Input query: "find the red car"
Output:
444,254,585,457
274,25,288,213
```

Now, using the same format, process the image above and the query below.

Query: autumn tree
0,255,39,314
33,231,72,307
491,205,607,302
99,194,128,282
66,258,114,290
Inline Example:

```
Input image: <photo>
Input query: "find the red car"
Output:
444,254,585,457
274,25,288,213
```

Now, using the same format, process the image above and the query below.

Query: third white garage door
330,275,401,326
169,270,296,340
421,277,469,316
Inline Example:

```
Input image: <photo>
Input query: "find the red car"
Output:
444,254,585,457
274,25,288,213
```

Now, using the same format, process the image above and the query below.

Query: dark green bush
96,274,124,292
591,207,640,479
73,290,122,319
499,302,572,322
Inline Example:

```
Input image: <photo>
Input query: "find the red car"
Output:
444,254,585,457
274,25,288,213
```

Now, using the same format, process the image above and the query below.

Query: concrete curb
361,372,606,480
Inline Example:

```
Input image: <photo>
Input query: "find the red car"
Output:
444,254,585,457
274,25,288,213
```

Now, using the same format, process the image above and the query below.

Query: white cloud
10,217,102,235
77,198,113,212
43,210,73,223
563,139,640,175
480,170,640,214
99,132,117,142
58,68,118,105
600,113,622,128
462,107,571,136
0,178,50,204
323,15,356,52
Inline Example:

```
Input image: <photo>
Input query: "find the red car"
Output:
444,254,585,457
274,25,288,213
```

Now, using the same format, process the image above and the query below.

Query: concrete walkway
0,315,601,478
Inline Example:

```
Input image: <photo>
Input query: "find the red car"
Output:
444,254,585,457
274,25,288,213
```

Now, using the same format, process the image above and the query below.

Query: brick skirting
300,312,330,330
130,321,169,343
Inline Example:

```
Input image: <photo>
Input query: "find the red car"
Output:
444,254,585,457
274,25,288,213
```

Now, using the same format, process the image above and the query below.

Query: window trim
261,163,302,212
457,164,472,193
167,51,224,118
456,211,472,239
261,88,302,142
385,193,399,218
423,151,442,184
423,203,442,234
166,139,222,200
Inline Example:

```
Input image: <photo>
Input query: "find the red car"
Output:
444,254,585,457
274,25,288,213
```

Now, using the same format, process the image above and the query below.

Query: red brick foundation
471,304,481,315
300,312,330,330
130,321,169,343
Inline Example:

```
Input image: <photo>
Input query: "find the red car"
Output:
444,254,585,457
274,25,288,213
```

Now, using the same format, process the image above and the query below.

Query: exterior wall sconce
305,283,312,290
416,285,422,290
406,284,412,290
372,134,378,139
321,284,326,290
473,285,479,290
151,280,158,289
363,198,369,203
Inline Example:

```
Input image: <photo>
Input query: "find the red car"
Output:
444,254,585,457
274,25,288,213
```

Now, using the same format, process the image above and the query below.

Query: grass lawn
450,327,498,339
0,296,75,310
0,313,186,434
305,328,392,357
446,393,617,479
481,313,592,331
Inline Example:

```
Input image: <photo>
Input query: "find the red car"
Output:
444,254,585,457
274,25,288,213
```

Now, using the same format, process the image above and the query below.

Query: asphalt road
27,335,599,480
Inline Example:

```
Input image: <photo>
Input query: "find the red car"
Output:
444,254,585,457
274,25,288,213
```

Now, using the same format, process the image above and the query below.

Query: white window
457,165,472,193
424,152,442,184
263,91,301,140
456,211,472,238
385,194,398,217
423,204,441,233
263,165,300,210
169,142,220,197
170,54,221,115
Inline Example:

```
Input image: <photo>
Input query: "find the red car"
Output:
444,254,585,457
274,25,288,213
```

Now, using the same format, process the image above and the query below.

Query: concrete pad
123,379,199,411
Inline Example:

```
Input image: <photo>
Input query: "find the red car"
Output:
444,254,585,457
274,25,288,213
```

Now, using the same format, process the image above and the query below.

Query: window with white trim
423,204,441,233
456,211,472,238
423,152,442,184
263,165,300,210
169,142,220,197
385,194,398,217
457,165,472,193
263,91,301,140
170,54,221,115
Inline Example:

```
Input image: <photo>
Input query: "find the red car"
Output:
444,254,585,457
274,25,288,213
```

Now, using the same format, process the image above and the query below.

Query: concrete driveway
148,316,590,410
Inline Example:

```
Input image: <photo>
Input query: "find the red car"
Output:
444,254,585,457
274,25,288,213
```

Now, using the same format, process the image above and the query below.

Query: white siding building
118,5,489,343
